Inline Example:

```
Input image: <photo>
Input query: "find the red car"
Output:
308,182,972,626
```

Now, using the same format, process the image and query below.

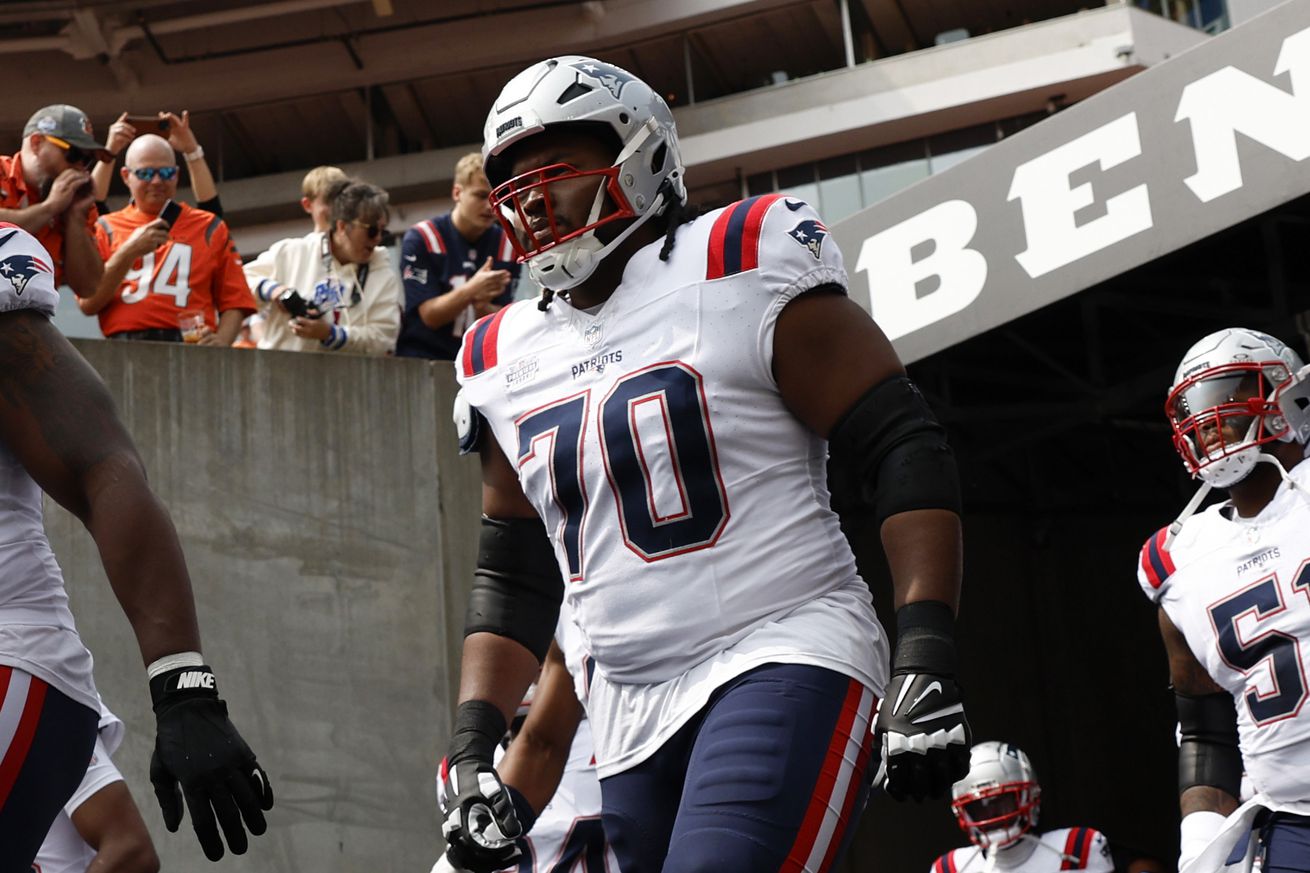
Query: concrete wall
43,340,480,872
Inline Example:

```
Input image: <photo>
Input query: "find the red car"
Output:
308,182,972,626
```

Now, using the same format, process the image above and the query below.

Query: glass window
817,156,863,221
746,172,775,196
929,144,990,174
776,164,819,208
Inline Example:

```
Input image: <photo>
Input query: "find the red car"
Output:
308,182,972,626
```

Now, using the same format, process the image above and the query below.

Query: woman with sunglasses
0,104,110,300
76,135,255,345
243,178,401,355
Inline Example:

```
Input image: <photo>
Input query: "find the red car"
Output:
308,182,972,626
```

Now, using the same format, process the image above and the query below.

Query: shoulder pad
0,225,58,316
1056,826,1104,870
1138,527,1177,598
459,305,513,379
705,195,846,290
453,388,484,454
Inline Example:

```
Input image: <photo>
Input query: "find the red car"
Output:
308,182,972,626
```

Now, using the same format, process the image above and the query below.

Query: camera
278,288,321,319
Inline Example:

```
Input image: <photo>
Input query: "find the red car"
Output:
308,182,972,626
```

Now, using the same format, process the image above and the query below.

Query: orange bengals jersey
0,152,98,287
93,202,255,336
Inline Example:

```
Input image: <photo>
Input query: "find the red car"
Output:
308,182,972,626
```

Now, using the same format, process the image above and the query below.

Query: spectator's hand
462,257,511,304
290,316,331,342
47,168,92,213
164,110,200,155
105,112,137,159
149,665,274,861
197,330,227,347
124,219,171,259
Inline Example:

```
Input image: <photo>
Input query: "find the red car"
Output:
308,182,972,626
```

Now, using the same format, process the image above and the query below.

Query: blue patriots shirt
395,213,519,360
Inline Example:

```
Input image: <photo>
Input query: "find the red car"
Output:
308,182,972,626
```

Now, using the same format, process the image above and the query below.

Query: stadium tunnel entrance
827,3,1310,867
840,191,1310,872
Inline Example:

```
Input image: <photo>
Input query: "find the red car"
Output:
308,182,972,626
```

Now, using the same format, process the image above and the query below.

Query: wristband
449,700,507,766
147,651,204,679
892,600,958,676
184,146,205,162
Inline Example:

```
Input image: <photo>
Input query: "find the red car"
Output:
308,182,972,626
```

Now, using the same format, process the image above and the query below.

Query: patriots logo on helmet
0,252,51,297
788,219,828,261
571,60,634,99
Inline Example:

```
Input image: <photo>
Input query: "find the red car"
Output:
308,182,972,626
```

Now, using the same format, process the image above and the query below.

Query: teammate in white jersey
0,223,272,869
1138,328,1310,871
433,607,613,873
440,56,970,873
33,701,156,873
930,742,1112,873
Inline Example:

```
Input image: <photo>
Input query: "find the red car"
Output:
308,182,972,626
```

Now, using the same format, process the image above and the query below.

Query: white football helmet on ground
950,741,1041,850
1166,327,1310,489
481,55,686,291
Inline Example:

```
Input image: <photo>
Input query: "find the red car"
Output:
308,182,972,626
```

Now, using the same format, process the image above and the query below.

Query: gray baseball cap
22,104,111,161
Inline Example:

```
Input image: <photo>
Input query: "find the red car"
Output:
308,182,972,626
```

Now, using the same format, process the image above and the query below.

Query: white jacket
244,231,400,355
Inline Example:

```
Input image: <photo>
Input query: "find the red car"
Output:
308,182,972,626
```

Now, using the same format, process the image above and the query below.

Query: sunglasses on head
45,136,93,167
352,219,385,239
129,166,180,182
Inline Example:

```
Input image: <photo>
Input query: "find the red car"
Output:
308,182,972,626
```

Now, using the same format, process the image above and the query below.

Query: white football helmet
950,741,1041,850
482,55,686,292
1166,328,1310,488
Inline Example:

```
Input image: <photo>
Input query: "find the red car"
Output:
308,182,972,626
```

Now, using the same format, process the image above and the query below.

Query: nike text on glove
441,701,522,873
874,600,972,802
149,665,274,861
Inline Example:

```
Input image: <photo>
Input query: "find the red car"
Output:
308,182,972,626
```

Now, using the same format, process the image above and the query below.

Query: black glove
149,664,274,861
440,701,522,873
874,601,971,802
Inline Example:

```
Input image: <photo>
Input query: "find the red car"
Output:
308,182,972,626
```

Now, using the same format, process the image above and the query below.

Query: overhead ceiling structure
0,0,1093,185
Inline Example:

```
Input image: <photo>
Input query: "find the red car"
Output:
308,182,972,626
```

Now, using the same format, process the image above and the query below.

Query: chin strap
1164,481,1214,551
1165,454,1310,550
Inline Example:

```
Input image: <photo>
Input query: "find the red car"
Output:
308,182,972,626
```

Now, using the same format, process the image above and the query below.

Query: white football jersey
456,196,884,776
1137,461,1310,803
34,701,126,873
931,828,1112,873
0,225,97,715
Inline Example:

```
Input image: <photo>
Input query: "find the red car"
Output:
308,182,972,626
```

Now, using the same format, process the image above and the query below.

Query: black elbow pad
827,375,961,523
464,516,564,662
1176,690,1241,798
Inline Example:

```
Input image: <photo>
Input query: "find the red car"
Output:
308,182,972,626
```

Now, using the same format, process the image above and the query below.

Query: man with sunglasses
76,134,255,344
0,105,107,299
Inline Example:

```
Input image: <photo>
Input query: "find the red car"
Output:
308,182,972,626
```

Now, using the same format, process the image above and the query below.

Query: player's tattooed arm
1159,608,1239,817
0,310,202,664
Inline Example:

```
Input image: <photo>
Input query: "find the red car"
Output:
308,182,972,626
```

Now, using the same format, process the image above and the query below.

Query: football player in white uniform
33,701,156,873
1138,328,1310,872
930,742,1112,873
440,56,970,873
432,605,613,873
0,223,272,868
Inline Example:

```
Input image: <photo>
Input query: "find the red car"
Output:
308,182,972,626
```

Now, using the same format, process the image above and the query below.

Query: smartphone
158,199,182,228
126,115,170,136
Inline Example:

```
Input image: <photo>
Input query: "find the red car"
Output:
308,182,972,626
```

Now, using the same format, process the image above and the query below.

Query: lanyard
320,234,365,307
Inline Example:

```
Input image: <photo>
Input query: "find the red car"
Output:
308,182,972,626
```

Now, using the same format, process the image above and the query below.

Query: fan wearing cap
931,742,1112,873
0,105,108,298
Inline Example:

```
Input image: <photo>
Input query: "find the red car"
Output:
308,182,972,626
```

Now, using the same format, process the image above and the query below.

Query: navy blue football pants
1263,813,1310,872
0,666,98,873
599,662,877,873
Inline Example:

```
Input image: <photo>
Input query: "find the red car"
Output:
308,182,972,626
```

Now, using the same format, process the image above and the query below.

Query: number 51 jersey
456,196,885,772
1137,461,1310,804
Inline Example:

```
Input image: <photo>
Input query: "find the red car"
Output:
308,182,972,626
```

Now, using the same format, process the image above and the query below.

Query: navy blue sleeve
494,256,521,305
401,227,447,319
